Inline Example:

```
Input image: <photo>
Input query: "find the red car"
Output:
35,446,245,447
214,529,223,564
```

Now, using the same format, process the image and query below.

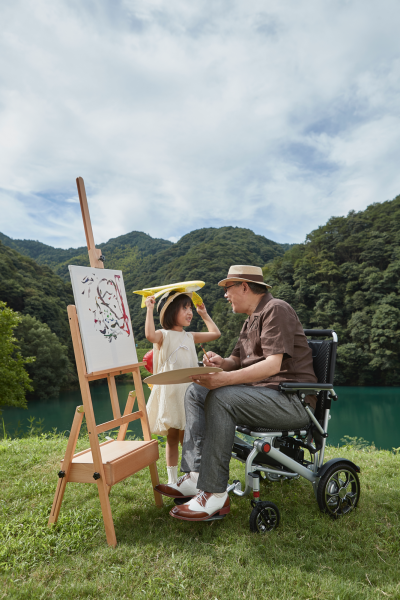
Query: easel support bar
95,411,143,435
86,363,145,381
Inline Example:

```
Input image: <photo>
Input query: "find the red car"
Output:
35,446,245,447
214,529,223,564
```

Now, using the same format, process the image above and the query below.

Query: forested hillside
263,195,400,385
0,227,288,397
126,227,288,340
0,231,173,280
1,226,289,344
0,242,76,396
2,195,399,391
0,242,73,345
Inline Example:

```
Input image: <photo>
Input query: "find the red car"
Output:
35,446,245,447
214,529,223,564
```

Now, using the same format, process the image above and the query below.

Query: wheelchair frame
227,330,361,530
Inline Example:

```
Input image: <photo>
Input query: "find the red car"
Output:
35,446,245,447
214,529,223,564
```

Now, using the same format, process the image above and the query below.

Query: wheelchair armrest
279,382,333,391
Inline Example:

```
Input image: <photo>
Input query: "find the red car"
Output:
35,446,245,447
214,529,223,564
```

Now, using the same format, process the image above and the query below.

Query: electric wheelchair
227,330,361,533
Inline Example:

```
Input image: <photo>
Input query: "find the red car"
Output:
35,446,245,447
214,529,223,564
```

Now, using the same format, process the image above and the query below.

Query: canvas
69,265,138,373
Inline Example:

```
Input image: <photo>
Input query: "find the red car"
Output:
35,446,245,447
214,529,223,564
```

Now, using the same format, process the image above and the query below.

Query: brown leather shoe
169,491,230,521
154,473,198,499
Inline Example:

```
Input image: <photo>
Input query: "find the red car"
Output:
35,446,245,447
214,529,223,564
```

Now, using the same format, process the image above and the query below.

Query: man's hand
202,351,224,368
193,354,284,390
191,370,232,390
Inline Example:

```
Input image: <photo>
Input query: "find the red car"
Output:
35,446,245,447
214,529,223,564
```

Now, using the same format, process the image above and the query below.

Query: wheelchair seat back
306,335,337,424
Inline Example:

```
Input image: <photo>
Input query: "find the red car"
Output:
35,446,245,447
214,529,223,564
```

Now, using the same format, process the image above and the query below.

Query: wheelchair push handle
303,329,338,341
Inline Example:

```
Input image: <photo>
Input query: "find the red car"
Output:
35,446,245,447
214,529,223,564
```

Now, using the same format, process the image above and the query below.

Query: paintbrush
199,343,210,362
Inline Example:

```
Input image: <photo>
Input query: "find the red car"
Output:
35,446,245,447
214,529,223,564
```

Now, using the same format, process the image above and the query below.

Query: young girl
145,290,221,486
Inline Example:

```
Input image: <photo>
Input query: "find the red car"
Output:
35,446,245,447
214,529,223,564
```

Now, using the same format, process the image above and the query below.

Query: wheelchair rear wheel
249,501,280,533
317,461,360,518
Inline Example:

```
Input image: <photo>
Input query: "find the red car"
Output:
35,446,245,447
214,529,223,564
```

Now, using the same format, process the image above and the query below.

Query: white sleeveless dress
146,329,199,435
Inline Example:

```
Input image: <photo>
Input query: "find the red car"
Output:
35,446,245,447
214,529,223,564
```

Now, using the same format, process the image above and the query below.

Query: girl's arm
191,303,221,343
145,296,163,345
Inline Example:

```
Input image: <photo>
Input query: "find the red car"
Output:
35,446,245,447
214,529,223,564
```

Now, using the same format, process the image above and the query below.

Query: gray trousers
181,384,311,493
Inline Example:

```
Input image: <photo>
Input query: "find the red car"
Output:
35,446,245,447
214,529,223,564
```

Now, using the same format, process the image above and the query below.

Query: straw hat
218,265,271,288
157,291,193,327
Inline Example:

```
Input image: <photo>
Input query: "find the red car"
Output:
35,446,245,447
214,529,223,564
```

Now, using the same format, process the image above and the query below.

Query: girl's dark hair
163,294,193,330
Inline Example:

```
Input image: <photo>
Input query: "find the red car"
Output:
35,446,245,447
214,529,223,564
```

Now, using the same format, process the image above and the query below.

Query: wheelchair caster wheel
249,501,280,533
317,461,360,518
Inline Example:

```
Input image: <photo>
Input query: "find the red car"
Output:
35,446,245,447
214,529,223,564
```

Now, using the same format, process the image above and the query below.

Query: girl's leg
166,428,180,466
166,428,180,484
179,429,184,445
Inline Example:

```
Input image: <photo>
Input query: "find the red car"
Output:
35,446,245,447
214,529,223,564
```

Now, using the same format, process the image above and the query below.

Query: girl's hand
196,303,208,318
145,296,156,309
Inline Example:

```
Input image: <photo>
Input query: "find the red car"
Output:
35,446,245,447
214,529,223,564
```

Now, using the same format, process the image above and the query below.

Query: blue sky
1,0,400,248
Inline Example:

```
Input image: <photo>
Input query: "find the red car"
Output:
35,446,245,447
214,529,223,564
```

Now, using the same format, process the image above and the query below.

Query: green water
2,385,400,451
1,382,151,441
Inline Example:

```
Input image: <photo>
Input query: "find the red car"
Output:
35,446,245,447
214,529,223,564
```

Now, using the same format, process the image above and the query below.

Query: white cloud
0,0,399,248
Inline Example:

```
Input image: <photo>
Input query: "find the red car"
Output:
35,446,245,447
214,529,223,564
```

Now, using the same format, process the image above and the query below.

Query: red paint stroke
96,277,130,337
114,275,131,336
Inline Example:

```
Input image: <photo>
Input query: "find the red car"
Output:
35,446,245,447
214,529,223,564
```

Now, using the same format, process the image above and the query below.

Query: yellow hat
133,280,205,308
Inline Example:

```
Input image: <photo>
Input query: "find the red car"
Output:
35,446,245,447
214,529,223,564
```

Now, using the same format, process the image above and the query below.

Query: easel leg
97,479,117,547
149,462,163,507
48,406,84,525
132,369,163,508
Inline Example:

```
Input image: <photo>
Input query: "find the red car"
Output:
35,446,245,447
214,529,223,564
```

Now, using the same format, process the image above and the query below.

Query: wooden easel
48,177,162,547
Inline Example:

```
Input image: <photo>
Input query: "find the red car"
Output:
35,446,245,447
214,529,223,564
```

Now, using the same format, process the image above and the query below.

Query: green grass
0,433,399,600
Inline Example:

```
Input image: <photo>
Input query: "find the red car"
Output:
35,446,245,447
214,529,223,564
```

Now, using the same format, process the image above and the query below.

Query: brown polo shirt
231,293,318,409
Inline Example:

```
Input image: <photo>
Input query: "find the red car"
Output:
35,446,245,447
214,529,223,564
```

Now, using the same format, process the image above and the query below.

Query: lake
1,385,400,451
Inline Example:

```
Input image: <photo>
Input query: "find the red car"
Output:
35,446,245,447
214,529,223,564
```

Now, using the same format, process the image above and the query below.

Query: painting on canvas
69,265,138,373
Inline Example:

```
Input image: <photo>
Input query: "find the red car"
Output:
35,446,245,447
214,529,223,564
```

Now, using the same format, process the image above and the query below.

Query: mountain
125,226,288,340
0,231,173,280
2,194,400,388
1,226,290,342
263,195,400,385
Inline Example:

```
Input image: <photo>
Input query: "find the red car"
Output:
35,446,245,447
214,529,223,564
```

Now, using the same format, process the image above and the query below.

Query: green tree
263,194,400,385
15,315,73,400
0,302,33,410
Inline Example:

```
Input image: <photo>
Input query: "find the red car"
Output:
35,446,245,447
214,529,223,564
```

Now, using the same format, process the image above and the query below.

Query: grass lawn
0,432,399,600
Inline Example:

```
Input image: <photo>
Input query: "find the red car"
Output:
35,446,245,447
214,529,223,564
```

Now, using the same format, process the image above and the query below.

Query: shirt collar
252,292,273,315
246,292,274,329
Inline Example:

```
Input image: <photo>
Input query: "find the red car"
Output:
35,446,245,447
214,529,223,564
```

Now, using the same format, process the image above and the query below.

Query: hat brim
218,277,271,289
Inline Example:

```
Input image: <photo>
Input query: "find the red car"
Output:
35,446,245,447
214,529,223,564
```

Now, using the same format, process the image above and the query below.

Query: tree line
1,196,399,409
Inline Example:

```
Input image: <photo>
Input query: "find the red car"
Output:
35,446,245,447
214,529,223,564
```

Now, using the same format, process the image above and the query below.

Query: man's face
224,282,245,313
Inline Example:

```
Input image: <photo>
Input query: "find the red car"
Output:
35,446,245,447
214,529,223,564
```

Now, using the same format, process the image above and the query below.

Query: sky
1,0,400,249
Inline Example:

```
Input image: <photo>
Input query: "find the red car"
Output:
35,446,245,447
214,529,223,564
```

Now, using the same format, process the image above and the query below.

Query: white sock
213,492,227,498
167,465,178,484
190,472,199,484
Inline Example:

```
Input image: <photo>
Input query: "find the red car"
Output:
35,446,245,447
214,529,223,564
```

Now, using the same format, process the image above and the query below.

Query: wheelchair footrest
204,513,227,521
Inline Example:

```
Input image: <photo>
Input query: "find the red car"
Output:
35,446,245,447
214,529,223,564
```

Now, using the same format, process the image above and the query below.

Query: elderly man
156,265,317,521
